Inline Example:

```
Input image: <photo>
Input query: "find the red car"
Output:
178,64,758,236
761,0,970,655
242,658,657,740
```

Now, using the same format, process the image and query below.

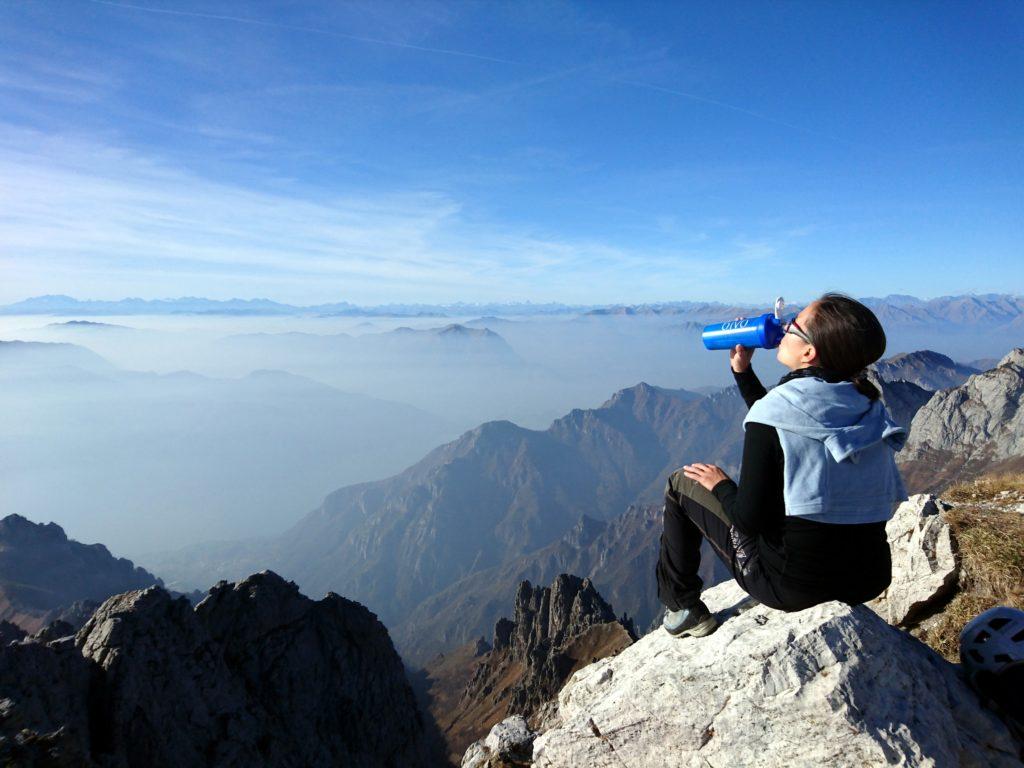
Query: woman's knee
666,467,701,499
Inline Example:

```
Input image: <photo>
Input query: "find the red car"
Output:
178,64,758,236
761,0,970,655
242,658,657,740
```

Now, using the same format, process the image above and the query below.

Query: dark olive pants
656,468,789,611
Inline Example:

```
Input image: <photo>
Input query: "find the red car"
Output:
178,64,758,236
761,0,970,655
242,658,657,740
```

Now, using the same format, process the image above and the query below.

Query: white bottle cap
774,297,785,319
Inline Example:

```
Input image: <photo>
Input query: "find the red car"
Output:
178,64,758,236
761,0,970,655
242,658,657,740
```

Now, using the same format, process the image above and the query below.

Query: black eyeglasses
783,317,814,345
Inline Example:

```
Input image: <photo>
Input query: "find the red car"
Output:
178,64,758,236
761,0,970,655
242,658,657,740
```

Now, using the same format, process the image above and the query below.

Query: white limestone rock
462,715,537,768
532,581,1020,768
869,494,959,626
902,348,1024,462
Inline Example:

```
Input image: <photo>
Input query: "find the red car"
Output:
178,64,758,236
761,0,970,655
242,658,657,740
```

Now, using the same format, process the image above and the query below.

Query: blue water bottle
701,297,787,350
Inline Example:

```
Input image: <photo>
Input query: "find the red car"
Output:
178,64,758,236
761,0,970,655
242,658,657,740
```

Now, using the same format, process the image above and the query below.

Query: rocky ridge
0,571,435,768
899,348,1024,491
428,574,635,764
870,349,980,391
0,514,162,633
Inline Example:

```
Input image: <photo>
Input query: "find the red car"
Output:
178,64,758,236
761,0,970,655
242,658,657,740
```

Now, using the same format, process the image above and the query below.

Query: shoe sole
664,614,718,638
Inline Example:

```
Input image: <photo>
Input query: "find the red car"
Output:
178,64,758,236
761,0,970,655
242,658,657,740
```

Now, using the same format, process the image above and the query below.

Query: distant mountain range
221,323,521,366
0,294,588,317
5,293,1023,324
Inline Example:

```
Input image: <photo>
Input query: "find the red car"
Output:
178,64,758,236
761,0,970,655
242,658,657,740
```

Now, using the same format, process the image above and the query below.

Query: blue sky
0,1,1021,306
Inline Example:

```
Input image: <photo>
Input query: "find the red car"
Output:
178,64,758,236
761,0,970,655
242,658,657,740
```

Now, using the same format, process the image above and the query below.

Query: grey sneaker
663,600,718,637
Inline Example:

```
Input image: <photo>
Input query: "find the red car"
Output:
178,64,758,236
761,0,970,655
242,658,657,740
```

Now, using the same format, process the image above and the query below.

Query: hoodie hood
745,377,908,463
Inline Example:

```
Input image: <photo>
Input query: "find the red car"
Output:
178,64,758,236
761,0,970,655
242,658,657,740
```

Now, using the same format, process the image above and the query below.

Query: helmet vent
969,649,984,663
987,617,1011,630
993,653,1012,664
975,630,991,644
1011,629,1024,642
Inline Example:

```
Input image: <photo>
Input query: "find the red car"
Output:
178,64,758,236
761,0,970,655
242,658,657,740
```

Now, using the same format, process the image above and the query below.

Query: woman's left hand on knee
683,463,730,491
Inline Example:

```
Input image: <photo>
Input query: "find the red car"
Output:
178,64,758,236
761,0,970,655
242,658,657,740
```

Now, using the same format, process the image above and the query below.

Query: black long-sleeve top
709,366,892,606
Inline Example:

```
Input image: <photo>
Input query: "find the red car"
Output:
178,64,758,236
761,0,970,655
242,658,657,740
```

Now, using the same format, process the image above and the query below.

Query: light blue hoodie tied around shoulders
743,376,909,524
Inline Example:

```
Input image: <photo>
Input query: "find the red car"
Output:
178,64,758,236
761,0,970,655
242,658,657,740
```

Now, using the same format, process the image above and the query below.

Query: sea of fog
0,311,1017,559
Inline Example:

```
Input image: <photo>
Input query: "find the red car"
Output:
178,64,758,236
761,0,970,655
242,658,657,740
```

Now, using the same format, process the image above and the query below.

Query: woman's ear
802,344,819,365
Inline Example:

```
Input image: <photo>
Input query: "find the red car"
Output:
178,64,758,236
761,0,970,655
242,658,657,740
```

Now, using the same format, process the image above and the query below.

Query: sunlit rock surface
531,580,1020,768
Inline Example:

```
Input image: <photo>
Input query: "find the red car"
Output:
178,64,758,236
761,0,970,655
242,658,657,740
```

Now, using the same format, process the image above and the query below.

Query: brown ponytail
850,370,882,401
806,293,887,401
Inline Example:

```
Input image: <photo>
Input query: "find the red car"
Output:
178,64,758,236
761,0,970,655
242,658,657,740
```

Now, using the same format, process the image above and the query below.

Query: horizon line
3,291,1022,312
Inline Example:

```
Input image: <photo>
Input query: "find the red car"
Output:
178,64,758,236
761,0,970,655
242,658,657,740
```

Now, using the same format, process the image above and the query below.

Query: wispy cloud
86,0,521,66
82,0,833,141
0,124,798,304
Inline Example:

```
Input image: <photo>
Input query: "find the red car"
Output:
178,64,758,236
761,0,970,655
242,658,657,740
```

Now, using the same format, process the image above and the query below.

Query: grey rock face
468,574,636,719
462,715,538,768
0,571,434,768
903,348,1024,464
869,495,959,626
532,581,1021,767
452,575,635,764
0,636,94,766
506,575,622,663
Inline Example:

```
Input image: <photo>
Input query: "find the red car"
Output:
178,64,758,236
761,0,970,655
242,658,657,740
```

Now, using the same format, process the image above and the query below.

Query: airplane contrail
86,0,523,66
86,0,834,140
613,79,809,134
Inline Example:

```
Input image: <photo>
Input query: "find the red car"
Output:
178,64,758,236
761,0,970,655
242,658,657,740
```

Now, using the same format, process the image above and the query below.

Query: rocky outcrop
462,715,537,768
871,350,980,391
530,580,1021,767
0,571,435,768
435,575,635,763
0,514,162,633
869,495,959,626
899,348,1024,492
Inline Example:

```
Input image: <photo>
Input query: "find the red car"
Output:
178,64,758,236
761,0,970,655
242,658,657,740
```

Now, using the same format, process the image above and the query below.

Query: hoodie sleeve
712,421,785,537
734,367,768,409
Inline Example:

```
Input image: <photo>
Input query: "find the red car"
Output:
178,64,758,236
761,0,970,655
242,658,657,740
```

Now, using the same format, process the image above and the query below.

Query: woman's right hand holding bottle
729,317,754,373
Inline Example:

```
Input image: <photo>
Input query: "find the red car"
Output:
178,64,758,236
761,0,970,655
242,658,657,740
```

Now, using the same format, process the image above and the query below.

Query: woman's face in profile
776,302,818,370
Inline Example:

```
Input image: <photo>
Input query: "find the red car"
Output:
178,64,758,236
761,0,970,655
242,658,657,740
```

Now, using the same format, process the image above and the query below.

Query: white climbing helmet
960,606,1024,680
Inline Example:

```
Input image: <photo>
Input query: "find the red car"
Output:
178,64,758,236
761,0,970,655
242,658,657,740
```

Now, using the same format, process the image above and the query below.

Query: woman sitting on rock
656,292,908,638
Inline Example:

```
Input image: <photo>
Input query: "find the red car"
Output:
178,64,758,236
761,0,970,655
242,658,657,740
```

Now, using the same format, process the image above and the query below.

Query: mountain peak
0,513,67,545
998,347,1024,368
0,513,163,634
